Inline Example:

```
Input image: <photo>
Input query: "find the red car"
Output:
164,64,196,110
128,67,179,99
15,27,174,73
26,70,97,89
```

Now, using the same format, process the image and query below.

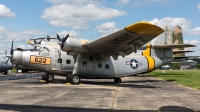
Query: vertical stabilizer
172,26,185,57
151,26,172,45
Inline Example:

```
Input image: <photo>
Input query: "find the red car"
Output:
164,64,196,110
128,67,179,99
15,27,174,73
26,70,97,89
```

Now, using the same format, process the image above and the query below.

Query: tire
22,70,28,73
46,74,54,83
66,75,70,83
70,74,80,84
3,71,7,74
42,74,47,80
114,78,121,83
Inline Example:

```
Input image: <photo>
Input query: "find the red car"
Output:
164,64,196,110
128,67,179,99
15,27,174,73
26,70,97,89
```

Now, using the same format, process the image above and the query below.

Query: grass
147,70,200,90
11,69,17,73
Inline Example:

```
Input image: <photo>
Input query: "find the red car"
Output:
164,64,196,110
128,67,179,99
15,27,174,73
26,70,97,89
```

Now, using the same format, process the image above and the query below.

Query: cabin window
66,59,71,64
89,56,93,61
105,64,109,69
82,61,87,66
58,58,62,63
98,63,102,68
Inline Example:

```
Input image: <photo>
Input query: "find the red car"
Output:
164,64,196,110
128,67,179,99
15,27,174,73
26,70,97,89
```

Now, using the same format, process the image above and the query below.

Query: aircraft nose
12,50,23,64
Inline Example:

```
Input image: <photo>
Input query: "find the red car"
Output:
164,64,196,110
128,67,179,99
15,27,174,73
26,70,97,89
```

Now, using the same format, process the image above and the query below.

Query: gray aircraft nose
12,50,23,64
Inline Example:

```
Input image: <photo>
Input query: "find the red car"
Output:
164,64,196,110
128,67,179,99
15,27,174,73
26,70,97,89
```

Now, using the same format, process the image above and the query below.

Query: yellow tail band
142,44,155,71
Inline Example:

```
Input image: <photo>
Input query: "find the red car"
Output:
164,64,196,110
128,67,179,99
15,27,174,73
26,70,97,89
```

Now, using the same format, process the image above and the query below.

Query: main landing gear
66,74,81,84
114,78,121,83
42,73,54,83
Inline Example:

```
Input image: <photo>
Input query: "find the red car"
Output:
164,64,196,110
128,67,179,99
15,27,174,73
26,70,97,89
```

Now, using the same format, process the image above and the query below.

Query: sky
0,0,200,56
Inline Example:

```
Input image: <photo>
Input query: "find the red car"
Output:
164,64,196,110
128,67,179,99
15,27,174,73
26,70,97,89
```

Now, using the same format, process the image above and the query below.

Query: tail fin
151,26,172,45
172,26,185,57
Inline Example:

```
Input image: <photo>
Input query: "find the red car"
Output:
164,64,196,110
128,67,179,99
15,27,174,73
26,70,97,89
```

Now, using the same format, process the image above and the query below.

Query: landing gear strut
66,54,82,84
114,78,121,83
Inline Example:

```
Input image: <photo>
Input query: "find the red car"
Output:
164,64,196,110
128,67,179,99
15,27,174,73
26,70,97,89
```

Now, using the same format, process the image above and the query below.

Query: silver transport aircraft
10,22,196,84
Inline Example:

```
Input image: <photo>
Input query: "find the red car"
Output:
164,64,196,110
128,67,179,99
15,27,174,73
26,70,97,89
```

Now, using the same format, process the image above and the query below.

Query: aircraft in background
0,50,12,74
10,22,196,84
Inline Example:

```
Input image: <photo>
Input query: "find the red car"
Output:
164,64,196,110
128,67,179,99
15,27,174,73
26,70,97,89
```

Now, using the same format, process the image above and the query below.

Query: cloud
58,30,81,38
0,26,46,41
185,27,200,35
198,4,200,11
149,17,191,29
130,0,174,7
46,0,103,5
94,22,119,36
117,0,130,7
41,4,127,29
149,17,200,35
184,40,200,56
0,4,15,18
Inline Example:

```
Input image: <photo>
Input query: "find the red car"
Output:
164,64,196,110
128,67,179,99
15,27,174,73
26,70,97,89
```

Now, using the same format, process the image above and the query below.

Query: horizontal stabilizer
152,44,196,48
171,60,197,63
138,44,196,50
174,56,200,59
173,50,194,54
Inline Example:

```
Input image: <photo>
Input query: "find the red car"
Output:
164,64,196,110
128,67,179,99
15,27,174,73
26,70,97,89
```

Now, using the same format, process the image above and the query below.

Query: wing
84,22,164,57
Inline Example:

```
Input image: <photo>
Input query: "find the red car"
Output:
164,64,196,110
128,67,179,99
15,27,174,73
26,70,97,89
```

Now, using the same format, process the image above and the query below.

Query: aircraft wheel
66,75,70,83
3,71,7,74
114,78,121,83
70,74,80,84
46,74,54,82
42,73,47,80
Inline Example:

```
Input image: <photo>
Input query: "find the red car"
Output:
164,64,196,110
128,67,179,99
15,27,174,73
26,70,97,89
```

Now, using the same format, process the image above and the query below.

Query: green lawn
11,69,17,73
147,70,200,90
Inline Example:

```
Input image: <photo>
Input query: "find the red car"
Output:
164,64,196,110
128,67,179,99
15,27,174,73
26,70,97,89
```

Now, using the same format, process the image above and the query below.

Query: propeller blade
6,58,10,64
10,39,13,55
62,34,69,43
57,34,62,42
47,35,50,41
34,40,37,44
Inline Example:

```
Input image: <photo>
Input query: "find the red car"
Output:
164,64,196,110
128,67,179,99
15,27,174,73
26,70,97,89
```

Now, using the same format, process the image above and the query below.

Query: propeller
34,39,37,44
10,39,13,55
46,35,57,41
56,34,69,65
57,34,69,48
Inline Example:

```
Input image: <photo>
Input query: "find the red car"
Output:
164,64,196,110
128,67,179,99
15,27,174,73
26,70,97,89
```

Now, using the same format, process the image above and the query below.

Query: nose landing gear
114,78,121,83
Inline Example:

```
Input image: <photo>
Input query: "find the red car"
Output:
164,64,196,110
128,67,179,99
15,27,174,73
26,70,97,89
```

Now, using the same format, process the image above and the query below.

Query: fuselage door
86,56,95,75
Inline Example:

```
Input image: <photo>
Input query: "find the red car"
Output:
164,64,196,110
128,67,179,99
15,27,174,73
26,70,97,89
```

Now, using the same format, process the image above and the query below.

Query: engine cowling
61,36,90,54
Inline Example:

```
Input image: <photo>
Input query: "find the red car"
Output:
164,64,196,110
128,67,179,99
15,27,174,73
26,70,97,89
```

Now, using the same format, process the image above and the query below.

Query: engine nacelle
61,37,90,54
12,50,23,65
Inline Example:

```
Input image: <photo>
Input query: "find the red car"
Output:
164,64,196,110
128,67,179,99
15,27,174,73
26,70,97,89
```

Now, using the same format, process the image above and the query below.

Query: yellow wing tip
125,22,164,36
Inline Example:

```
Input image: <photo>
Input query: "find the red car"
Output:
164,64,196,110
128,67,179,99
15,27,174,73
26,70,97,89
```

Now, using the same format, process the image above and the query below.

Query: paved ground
0,73,200,112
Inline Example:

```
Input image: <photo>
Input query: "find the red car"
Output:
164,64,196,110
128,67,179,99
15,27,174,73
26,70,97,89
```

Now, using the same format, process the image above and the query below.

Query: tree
195,64,200,69
171,63,181,70
193,58,200,64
